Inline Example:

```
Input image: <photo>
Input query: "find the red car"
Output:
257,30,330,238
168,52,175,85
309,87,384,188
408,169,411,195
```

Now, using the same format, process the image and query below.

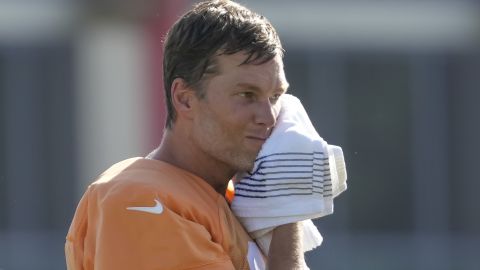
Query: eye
238,92,256,100
269,93,282,104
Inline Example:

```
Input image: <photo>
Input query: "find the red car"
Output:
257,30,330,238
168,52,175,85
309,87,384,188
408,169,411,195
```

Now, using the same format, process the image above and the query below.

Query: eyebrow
236,82,289,93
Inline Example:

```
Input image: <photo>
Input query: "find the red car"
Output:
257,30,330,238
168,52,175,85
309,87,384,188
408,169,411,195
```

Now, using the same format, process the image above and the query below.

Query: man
65,1,305,269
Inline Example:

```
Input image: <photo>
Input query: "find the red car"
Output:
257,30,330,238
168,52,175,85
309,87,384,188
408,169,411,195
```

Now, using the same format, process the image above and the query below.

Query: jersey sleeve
66,188,235,270
65,188,89,270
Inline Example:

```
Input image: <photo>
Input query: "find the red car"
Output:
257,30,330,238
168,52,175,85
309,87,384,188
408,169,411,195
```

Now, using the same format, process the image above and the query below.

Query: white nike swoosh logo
126,199,164,214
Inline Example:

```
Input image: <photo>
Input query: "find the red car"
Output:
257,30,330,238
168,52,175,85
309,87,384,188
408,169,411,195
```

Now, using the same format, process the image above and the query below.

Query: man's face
190,52,289,172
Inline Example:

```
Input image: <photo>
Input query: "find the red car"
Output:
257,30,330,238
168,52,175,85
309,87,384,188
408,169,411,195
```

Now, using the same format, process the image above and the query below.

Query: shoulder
69,158,235,269
86,158,222,227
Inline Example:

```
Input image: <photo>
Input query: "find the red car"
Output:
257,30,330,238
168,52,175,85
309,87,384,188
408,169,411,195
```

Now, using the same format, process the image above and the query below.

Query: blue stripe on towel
255,152,323,162
313,161,329,166
244,175,313,181
313,168,330,172
235,150,333,199
236,181,312,188
236,186,313,193
234,192,313,198
254,170,313,176
259,164,313,169
261,158,313,163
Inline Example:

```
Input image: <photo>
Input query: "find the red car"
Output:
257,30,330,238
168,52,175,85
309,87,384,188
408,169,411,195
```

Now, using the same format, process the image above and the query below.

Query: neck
148,127,234,195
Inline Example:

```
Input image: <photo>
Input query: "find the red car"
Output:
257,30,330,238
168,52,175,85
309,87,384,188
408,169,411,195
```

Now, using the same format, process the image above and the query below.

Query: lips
245,135,267,141
244,136,268,151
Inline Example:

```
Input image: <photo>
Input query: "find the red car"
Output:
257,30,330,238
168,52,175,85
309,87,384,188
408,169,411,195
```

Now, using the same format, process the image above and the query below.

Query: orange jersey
65,158,264,270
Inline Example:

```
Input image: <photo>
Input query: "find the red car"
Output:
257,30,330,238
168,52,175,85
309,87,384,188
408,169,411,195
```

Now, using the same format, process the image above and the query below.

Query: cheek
198,109,239,141
213,102,249,128
216,114,244,139
272,103,282,119
196,99,252,143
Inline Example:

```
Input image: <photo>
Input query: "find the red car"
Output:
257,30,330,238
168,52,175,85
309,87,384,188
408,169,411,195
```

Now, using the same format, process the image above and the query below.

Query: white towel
231,94,347,256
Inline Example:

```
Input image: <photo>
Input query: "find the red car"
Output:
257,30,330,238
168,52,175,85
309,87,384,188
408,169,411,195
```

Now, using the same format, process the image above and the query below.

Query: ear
171,78,196,120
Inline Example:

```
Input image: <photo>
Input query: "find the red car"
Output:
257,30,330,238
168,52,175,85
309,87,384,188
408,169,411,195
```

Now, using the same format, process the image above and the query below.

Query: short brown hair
163,0,283,129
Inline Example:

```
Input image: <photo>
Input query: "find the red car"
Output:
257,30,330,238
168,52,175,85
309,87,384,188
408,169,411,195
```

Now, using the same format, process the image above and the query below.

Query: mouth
245,135,267,142
244,136,267,151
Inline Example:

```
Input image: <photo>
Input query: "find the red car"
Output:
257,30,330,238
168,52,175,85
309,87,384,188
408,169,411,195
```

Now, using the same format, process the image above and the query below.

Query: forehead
212,52,288,90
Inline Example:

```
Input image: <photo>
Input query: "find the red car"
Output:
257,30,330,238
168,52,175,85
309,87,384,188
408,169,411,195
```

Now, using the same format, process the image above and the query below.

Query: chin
237,162,254,172
233,154,257,172
216,149,258,173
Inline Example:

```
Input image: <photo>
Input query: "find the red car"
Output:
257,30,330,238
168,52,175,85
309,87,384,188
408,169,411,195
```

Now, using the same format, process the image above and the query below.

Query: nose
254,99,277,129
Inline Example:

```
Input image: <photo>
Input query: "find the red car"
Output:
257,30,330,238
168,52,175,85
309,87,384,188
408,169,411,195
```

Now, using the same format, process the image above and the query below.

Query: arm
267,222,305,270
